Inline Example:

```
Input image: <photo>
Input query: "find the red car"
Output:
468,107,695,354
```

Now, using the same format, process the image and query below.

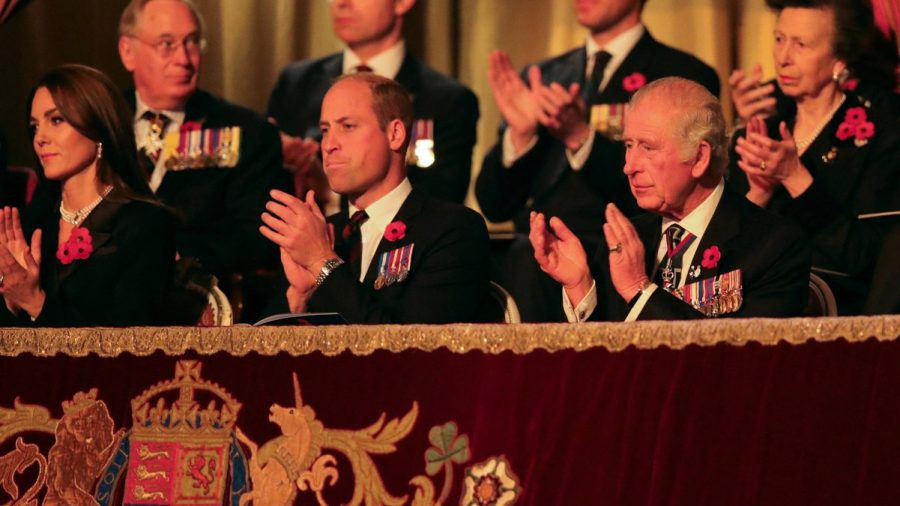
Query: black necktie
339,210,369,265
354,64,373,74
653,224,693,291
138,111,171,177
585,50,612,114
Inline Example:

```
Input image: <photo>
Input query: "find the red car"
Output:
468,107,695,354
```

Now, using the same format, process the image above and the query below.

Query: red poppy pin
622,72,647,92
384,220,407,242
840,78,859,91
836,107,874,146
701,245,721,270
56,226,94,265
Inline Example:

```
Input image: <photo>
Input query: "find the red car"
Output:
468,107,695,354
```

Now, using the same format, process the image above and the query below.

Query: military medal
590,103,627,140
406,119,435,168
374,244,414,289
661,230,696,292
163,126,241,170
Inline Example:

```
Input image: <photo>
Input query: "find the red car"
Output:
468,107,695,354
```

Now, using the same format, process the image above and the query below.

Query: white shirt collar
349,178,413,281
133,91,186,125
342,40,406,79
660,180,725,241
584,23,645,91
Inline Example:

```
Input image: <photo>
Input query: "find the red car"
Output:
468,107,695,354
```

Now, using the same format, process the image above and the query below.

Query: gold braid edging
0,316,897,357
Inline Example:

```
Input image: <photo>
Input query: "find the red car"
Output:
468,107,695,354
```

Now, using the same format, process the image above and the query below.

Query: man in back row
531,78,811,321
476,0,720,321
261,74,490,323
268,0,479,207
117,0,281,278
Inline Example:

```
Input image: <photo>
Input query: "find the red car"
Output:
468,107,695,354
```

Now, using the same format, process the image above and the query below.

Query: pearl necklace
60,186,113,226
794,94,846,155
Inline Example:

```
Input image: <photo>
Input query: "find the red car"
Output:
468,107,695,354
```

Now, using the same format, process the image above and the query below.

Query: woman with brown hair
0,64,174,326
728,0,899,315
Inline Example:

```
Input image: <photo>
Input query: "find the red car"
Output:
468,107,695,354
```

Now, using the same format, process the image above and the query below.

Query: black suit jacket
268,52,479,204
0,191,175,327
476,30,721,238
586,188,810,321
126,89,282,276
728,91,900,314
307,189,490,323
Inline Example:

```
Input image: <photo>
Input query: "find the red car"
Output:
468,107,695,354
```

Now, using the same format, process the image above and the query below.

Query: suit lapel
599,31,657,103
688,190,741,283
54,198,122,284
394,53,421,99
362,189,425,287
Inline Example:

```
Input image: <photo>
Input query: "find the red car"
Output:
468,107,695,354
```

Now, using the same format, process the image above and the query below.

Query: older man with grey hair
530,77,811,321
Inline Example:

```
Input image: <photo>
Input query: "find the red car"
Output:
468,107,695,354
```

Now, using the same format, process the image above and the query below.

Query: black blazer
126,89,282,276
728,91,900,314
308,189,491,323
267,52,479,204
476,30,721,238
586,188,811,321
0,191,175,327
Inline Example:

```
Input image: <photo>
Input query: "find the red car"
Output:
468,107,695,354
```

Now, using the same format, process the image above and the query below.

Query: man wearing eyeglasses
117,0,281,280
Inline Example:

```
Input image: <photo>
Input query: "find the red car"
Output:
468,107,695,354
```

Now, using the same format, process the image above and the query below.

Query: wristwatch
315,258,345,286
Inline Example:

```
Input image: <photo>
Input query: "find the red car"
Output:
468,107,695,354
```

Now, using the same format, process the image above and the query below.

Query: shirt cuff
624,283,658,322
501,129,538,168
564,130,595,171
562,280,598,322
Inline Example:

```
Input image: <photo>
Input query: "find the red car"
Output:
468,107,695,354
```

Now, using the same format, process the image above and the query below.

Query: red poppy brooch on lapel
56,226,94,265
622,72,647,92
701,245,721,270
384,220,407,242
835,107,874,147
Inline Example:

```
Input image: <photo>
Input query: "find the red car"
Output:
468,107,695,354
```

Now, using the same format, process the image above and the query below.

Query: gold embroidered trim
0,316,896,357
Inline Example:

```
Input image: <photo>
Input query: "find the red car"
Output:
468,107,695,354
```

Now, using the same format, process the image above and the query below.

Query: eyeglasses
128,34,208,58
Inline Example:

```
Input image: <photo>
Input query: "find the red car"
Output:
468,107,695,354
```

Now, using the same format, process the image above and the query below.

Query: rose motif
622,72,647,92
384,220,407,242
701,245,721,270
56,226,94,265
460,456,520,506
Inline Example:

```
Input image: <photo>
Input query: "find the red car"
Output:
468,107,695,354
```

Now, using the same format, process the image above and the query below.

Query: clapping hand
735,116,813,200
0,207,44,317
487,50,543,151
601,204,649,302
527,67,591,151
528,211,592,306
260,190,336,274
729,64,777,123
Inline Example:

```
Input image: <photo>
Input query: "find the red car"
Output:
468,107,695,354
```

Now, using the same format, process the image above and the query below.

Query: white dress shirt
134,92,185,192
502,24,645,170
342,40,406,79
563,181,725,322
348,178,413,282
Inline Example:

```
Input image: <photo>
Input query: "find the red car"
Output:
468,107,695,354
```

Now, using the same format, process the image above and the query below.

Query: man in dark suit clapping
261,74,490,324
477,0,721,321
268,0,479,206
531,77,810,321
